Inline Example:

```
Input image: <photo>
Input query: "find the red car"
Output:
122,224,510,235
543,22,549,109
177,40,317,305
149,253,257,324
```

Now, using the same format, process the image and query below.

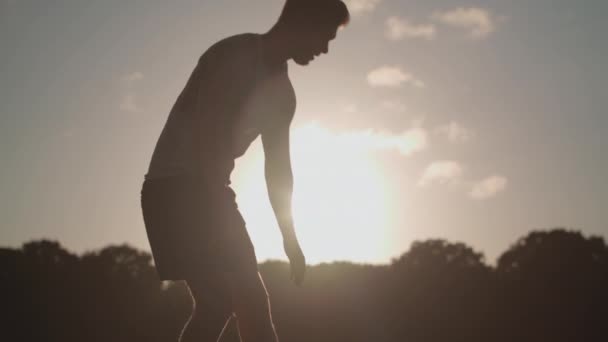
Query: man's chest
235,72,296,134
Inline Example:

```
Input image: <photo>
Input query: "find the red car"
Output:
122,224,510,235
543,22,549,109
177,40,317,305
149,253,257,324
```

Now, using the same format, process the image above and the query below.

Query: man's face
292,25,339,66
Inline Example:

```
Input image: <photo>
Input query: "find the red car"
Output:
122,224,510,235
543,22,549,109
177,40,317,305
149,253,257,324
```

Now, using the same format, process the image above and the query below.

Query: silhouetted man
140,1,349,341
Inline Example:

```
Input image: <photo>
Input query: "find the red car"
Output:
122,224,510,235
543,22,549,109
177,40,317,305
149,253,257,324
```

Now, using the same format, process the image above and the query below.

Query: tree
387,239,493,342
496,229,608,341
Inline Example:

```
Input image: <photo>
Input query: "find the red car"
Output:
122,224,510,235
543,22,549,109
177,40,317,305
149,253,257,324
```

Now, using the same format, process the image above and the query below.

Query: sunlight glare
232,122,392,264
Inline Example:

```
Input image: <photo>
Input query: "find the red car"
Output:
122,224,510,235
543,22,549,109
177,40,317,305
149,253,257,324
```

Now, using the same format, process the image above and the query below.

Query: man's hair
277,0,350,29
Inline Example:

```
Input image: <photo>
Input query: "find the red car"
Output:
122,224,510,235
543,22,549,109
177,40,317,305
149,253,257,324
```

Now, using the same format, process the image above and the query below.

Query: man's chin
293,56,313,66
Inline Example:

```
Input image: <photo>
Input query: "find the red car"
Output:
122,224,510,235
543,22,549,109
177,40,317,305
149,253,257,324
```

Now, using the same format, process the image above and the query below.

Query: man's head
276,0,350,65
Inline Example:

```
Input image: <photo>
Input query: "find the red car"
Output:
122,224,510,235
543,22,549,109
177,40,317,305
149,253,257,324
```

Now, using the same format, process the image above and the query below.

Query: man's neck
260,25,291,69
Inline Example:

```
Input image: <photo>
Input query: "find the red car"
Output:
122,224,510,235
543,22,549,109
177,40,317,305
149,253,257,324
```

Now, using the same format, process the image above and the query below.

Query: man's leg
228,270,279,342
180,276,235,342
212,184,279,342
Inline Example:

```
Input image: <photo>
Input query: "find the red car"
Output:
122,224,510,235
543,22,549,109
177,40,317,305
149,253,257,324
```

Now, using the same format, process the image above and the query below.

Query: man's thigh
142,176,259,281
184,183,262,310
186,271,234,316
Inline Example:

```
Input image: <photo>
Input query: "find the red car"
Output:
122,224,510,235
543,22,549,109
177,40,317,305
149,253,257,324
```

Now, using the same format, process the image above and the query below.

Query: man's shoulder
213,33,260,49
200,33,260,65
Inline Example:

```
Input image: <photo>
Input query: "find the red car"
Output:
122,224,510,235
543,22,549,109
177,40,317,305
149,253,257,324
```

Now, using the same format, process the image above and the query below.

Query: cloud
418,161,464,187
385,16,436,41
119,94,141,113
470,175,508,199
119,71,144,113
341,103,359,114
295,122,428,157
367,66,425,88
436,121,473,143
344,0,382,15
121,71,144,83
339,127,428,156
433,7,496,39
380,100,407,113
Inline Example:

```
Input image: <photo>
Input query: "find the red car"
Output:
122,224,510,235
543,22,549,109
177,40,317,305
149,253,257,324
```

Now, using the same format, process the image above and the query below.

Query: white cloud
119,71,144,113
344,0,382,15
386,16,436,41
121,71,144,83
339,127,428,156
295,122,428,157
341,103,359,114
436,121,473,143
380,100,407,113
119,94,141,113
470,175,508,199
433,7,496,39
418,161,464,187
367,66,425,88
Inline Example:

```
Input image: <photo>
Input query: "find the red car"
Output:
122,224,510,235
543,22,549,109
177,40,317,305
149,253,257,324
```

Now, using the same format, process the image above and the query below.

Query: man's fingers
294,260,305,286
286,245,306,285
289,262,304,286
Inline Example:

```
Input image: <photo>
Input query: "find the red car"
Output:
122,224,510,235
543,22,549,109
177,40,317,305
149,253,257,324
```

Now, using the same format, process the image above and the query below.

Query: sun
232,122,392,264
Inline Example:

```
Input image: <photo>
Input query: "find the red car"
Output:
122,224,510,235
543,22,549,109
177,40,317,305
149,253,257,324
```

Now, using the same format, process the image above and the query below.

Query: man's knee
187,280,233,318
231,272,270,315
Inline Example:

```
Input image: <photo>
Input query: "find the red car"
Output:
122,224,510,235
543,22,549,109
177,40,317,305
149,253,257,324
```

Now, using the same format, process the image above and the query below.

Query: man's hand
283,236,306,286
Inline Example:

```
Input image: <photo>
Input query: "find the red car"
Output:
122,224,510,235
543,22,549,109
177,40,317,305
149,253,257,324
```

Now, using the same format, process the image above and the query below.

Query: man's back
145,33,293,184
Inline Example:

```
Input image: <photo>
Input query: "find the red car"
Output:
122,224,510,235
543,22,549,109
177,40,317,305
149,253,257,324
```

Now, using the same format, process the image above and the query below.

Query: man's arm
261,117,306,285
261,119,295,239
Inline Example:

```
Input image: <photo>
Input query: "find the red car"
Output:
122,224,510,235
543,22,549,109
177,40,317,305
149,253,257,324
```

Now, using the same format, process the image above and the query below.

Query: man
140,1,349,341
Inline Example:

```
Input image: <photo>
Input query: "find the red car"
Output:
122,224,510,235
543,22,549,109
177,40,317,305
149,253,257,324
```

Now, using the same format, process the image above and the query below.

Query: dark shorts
140,175,258,281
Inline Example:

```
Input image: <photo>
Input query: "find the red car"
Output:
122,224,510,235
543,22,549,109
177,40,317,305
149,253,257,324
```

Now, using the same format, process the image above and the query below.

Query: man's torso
145,33,296,183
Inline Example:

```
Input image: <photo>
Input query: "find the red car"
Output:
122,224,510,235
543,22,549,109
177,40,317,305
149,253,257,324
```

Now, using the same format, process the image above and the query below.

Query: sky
1,0,607,265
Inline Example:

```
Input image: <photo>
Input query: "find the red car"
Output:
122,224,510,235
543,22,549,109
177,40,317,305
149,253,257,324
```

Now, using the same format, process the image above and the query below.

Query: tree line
1,228,606,341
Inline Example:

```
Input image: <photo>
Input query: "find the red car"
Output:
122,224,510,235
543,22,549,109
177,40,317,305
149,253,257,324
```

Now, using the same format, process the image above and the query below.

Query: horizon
4,227,600,267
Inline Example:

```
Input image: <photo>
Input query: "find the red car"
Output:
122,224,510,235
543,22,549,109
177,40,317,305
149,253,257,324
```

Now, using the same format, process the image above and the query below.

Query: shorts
140,175,258,281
